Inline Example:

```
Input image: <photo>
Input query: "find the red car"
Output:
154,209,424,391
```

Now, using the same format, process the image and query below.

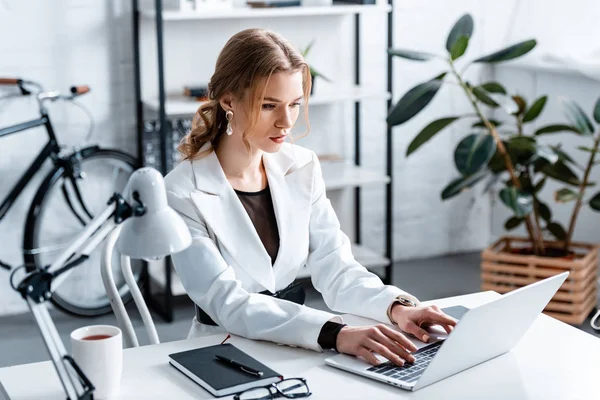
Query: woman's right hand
336,325,418,366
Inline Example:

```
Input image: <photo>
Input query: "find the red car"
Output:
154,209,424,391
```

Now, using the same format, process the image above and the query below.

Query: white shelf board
150,243,388,293
321,162,389,190
296,243,389,278
143,86,390,117
140,4,392,21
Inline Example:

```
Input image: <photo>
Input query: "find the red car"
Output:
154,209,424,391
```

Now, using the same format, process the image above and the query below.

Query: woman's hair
178,28,311,160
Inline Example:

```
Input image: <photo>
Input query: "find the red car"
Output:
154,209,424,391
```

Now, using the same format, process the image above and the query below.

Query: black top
235,187,280,265
235,186,345,352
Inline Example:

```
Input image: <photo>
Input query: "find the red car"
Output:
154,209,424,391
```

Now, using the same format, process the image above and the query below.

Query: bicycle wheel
23,147,142,316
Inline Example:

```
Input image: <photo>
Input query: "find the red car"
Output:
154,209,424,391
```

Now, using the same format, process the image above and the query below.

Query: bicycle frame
0,114,61,221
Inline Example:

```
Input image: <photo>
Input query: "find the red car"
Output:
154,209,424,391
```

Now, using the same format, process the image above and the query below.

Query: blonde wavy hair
178,28,311,160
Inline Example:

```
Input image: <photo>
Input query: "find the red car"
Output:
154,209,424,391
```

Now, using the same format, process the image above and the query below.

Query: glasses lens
237,387,272,400
277,379,310,397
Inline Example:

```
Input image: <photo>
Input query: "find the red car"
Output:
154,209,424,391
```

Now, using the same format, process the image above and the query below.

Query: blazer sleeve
166,189,342,352
306,152,419,324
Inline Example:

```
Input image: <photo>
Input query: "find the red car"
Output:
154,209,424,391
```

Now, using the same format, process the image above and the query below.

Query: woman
165,28,456,367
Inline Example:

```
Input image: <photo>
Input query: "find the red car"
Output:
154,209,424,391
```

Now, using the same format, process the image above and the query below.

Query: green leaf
499,187,533,217
577,146,599,154
594,97,600,124
472,119,502,129
539,160,581,186
387,48,438,61
561,98,594,136
534,124,580,136
472,87,519,114
301,40,315,57
387,74,446,126
590,192,600,211
534,178,546,193
550,146,576,165
473,39,537,63
508,136,536,152
450,35,469,60
554,188,578,203
504,216,524,230
441,171,487,200
446,14,474,53
547,222,567,241
406,117,460,156
472,86,499,107
454,134,497,176
523,96,547,123
536,200,551,222
479,82,506,94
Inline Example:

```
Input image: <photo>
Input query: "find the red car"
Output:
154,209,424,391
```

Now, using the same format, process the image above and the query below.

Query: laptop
325,271,569,391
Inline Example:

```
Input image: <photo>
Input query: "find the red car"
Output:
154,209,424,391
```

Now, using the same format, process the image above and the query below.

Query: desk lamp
12,167,191,400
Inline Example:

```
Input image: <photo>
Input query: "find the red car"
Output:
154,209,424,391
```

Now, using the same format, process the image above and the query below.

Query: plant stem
448,60,544,254
563,132,600,251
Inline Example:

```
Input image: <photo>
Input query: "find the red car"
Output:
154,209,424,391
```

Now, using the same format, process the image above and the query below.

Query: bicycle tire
23,147,141,317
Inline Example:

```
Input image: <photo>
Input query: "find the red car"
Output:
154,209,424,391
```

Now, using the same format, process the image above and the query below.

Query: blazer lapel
189,149,275,292
263,151,313,283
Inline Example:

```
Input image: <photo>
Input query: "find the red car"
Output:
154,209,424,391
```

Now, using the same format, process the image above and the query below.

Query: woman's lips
270,135,286,144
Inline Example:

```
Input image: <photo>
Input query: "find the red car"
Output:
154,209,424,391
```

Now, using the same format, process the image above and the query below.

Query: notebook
169,343,283,397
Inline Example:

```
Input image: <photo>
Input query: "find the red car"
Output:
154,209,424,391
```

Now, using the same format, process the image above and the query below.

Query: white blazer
164,143,417,352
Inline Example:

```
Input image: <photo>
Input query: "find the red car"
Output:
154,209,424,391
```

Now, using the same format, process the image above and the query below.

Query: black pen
215,355,264,377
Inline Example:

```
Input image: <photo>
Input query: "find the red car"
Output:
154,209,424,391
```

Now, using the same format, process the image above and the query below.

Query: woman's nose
275,108,294,129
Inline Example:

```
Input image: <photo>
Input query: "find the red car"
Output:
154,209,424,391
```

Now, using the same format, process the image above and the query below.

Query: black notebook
169,343,283,397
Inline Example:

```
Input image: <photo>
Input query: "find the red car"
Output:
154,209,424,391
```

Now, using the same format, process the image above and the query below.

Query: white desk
1,291,599,400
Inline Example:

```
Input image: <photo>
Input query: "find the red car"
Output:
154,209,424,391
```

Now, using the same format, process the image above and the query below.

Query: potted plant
300,40,331,95
386,13,600,325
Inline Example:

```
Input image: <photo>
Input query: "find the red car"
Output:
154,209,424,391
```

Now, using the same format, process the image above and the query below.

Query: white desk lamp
12,167,191,400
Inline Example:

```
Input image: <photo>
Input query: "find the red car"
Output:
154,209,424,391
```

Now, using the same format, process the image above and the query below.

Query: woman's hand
391,304,458,343
336,324,419,366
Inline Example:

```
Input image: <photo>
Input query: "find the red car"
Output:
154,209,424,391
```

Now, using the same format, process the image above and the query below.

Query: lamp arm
121,255,160,345
100,227,139,348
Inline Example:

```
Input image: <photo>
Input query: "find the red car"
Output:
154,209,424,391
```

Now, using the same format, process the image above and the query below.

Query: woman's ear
219,94,235,112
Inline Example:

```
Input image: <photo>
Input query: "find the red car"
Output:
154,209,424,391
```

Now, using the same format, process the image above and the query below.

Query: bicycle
0,78,141,317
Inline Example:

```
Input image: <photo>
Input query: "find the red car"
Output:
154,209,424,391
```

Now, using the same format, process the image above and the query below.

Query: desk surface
1,291,599,400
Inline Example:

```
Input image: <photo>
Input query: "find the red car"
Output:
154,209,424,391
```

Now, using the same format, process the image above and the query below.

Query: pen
215,355,264,377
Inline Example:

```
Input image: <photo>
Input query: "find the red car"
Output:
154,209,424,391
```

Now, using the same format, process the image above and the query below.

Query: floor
1,251,598,368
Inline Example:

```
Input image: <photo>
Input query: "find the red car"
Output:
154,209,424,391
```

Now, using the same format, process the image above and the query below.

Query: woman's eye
290,102,302,108
262,104,276,110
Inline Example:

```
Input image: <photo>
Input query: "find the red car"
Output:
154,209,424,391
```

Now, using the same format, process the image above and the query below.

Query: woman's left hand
390,304,458,343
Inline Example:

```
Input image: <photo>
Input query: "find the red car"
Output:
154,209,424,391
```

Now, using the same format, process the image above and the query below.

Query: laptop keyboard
366,341,443,383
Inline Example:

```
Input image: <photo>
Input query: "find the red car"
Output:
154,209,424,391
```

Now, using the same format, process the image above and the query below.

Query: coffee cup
70,325,123,399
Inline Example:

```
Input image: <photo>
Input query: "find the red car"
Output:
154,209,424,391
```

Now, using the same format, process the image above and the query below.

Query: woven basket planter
481,236,598,325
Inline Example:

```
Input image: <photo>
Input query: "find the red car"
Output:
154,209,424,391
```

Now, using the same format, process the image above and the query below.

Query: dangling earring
225,110,233,136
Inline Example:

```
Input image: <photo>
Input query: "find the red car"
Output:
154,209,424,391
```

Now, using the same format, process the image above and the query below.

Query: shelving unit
132,0,396,322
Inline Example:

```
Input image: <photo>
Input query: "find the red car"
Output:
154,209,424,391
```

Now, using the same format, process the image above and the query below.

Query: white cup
70,325,123,399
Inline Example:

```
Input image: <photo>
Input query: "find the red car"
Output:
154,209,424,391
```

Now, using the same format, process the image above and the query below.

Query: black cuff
317,321,346,352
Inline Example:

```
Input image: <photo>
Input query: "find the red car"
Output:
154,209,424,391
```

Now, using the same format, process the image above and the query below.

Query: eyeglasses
234,378,312,400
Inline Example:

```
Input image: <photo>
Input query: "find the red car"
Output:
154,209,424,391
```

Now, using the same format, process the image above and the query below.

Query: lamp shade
116,168,192,260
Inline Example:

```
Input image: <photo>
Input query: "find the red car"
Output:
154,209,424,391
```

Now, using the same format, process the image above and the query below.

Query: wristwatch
387,296,418,325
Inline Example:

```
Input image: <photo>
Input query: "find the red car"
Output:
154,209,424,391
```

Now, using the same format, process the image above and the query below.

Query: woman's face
230,70,304,153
